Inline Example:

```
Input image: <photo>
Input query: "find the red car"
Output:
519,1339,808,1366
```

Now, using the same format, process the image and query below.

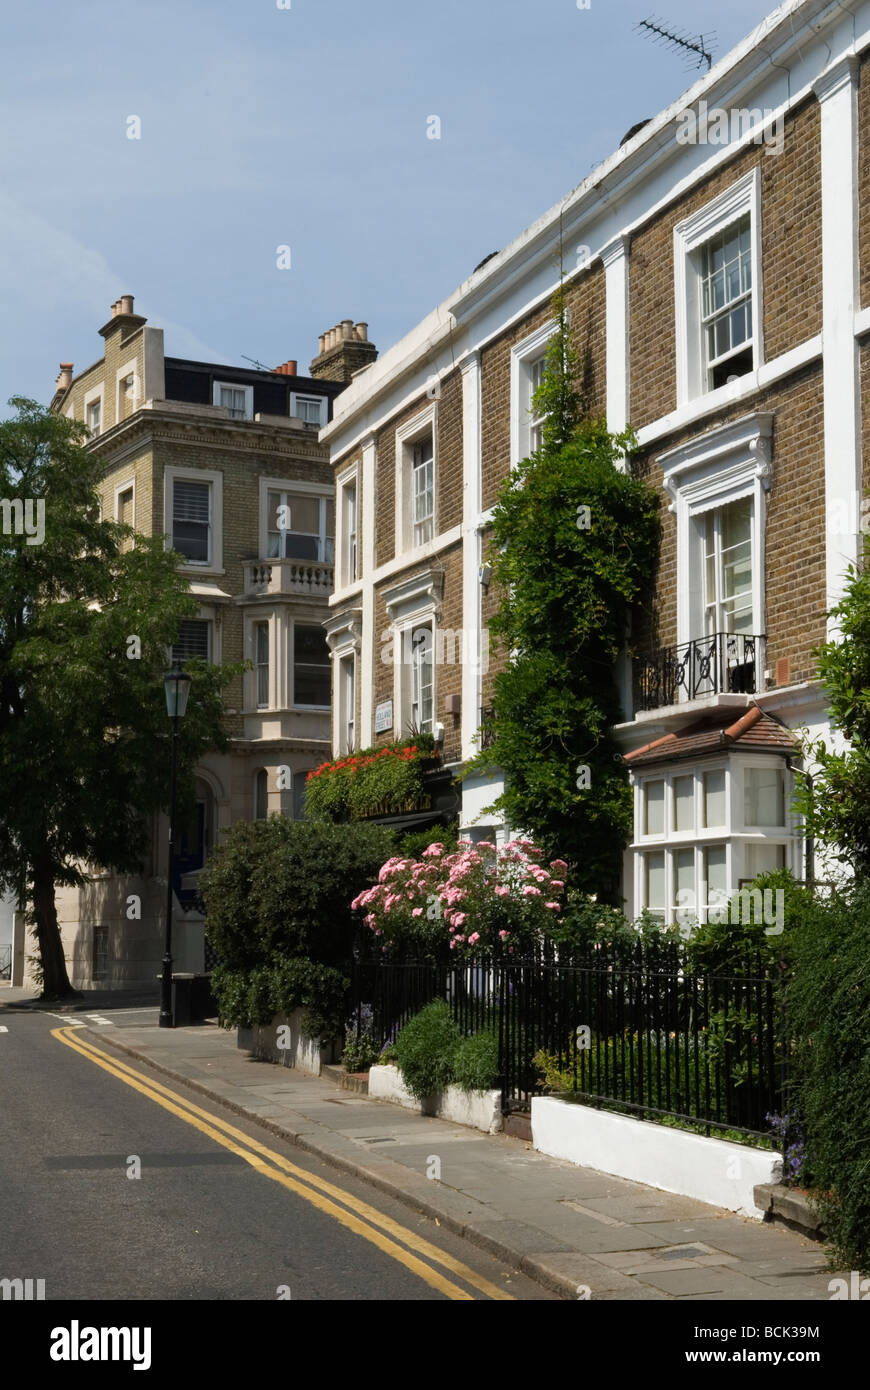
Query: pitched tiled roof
624,705,796,769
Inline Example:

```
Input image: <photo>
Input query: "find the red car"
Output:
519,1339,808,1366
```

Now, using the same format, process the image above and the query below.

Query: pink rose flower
494,885,510,898
412,907,423,918
545,901,561,910
468,932,480,945
522,885,541,897
550,859,569,873
453,913,467,928
498,930,510,940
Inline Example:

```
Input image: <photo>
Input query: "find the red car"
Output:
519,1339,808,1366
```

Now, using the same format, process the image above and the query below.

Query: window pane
703,770,726,827
173,480,210,562
745,842,785,879
675,847,695,921
255,769,268,821
645,852,665,913
644,780,664,835
673,775,695,832
704,845,728,898
745,766,785,826
173,619,209,664
294,625,330,706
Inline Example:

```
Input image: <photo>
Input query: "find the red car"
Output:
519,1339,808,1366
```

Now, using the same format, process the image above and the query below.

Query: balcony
243,559,334,598
479,706,496,750
635,632,765,712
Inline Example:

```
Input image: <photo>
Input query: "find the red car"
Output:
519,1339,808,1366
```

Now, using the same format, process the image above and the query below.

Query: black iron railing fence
0,944,10,980
350,939,784,1141
636,631,765,711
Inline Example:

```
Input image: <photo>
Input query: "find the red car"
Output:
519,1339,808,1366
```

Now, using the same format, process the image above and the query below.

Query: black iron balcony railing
479,706,496,750
635,632,765,712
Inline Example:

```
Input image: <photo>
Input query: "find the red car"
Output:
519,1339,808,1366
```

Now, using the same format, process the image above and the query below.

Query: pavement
2,984,842,1303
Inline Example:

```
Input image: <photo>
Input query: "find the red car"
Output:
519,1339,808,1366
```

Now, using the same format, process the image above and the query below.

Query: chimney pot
111,301,119,317
119,294,134,315
56,362,74,391
318,334,325,354
285,359,297,376
354,322,368,341
341,319,353,339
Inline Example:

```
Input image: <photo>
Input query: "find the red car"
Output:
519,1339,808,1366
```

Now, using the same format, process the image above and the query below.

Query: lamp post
160,663,192,1028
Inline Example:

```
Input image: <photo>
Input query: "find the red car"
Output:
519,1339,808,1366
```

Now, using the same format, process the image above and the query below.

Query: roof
624,705,796,769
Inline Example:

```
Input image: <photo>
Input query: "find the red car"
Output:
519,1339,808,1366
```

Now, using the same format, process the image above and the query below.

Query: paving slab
80,1019,844,1303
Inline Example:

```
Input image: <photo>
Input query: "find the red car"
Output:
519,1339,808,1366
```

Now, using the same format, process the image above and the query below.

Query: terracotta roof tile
624,705,795,768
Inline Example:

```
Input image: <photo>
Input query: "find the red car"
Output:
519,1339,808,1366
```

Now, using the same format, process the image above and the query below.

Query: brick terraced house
34,302,374,989
323,0,868,918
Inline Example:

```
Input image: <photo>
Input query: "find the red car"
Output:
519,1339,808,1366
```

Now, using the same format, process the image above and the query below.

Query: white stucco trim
659,413,773,649
460,352,482,759
601,235,629,438
673,169,762,408
509,319,557,467
814,53,863,636
359,435,376,747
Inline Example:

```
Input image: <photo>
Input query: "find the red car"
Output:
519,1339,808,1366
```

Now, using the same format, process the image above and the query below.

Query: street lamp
160,662,192,1028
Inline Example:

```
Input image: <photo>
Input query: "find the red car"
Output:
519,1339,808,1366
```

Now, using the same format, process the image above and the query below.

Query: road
0,1009,553,1301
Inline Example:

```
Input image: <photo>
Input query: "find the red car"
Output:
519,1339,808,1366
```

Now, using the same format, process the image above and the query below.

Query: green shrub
788,885,870,1272
211,959,348,1038
453,1029,500,1092
200,819,394,973
304,735,436,823
393,1000,461,1100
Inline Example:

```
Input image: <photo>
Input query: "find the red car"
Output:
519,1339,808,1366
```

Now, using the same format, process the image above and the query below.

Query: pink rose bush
351,838,567,959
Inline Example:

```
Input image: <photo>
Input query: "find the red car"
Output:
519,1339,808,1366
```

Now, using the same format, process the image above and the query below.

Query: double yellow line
52,1025,514,1302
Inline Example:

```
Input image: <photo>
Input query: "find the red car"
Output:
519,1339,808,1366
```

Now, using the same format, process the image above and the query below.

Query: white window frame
254,620,270,709
336,464,360,590
172,616,214,665
113,477,136,528
631,756,797,923
383,570,442,736
84,384,104,438
258,476,334,564
164,465,224,574
660,413,771,653
400,619,434,736
338,651,356,755
116,360,139,423
510,319,558,466
394,402,438,556
674,169,763,407
291,619,331,711
290,391,326,427
213,381,253,421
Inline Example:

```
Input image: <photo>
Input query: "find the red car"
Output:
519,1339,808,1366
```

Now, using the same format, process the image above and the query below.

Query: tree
0,399,235,998
469,291,660,900
792,544,870,875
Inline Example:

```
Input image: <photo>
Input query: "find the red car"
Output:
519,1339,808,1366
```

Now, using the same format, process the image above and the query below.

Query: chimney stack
309,317,378,384
99,293,146,341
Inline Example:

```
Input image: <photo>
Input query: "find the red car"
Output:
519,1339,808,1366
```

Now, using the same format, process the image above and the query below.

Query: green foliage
392,1000,461,1100
395,822,460,861
199,818,394,973
529,284,583,451
787,885,870,1272
453,1028,500,1092
0,398,236,997
201,820,392,1040
793,543,870,873
211,960,348,1039
477,403,660,900
304,735,437,823
341,1030,379,1074
685,870,809,976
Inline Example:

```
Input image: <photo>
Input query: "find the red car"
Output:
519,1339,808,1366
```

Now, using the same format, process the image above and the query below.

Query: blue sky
0,0,783,404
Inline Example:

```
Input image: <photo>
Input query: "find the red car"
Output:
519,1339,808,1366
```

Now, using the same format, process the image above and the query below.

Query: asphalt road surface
0,1010,553,1301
